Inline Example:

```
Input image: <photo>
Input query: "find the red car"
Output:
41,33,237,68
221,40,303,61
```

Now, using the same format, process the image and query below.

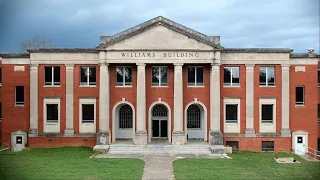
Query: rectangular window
116,67,132,86
46,104,58,123
226,141,239,152
261,104,273,123
80,66,96,86
82,104,94,123
224,67,240,86
15,86,24,105
44,66,60,86
295,86,304,105
0,103,2,122
0,68,2,87
318,69,320,87
188,66,204,86
262,141,274,152
152,66,168,86
260,66,275,86
226,104,238,123
318,104,320,123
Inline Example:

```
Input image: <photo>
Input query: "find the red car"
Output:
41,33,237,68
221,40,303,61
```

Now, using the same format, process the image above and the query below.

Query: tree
20,35,55,52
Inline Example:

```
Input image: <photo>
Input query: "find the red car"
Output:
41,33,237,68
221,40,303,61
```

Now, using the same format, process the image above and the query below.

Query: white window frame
223,98,240,133
79,98,96,133
259,98,276,133
80,66,96,86
223,67,240,87
116,66,132,87
43,98,60,133
295,86,304,106
44,66,60,86
15,86,24,106
152,66,168,87
188,66,204,87
259,66,275,86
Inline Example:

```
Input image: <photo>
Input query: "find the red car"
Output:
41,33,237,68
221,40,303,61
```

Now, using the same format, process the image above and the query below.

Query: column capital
66,64,74,70
174,63,184,66
281,64,291,70
136,63,146,66
245,64,255,67
30,64,39,70
99,62,109,67
211,63,221,66
99,51,106,60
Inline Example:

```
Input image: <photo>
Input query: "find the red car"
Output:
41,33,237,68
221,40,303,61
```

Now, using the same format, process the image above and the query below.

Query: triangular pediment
98,16,221,50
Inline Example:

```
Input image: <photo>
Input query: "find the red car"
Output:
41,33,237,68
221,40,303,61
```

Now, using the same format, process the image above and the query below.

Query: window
187,105,201,129
82,104,94,123
119,105,133,129
44,66,60,86
226,141,239,152
0,68,2,87
116,67,132,86
224,67,240,86
261,104,273,123
152,66,168,86
15,86,24,105
80,66,96,86
260,66,275,86
296,86,304,105
318,104,320,123
46,104,58,123
0,103,2,122
226,104,238,123
262,141,274,152
318,69,320,87
188,67,204,86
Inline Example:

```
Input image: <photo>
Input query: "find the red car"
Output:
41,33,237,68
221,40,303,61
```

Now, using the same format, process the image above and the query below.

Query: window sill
187,128,202,130
115,86,132,88
223,85,241,88
261,123,274,125
187,86,205,88
295,104,305,107
151,86,169,88
46,123,59,125
225,122,239,124
15,104,25,107
43,85,61,88
259,85,276,88
79,85,97,88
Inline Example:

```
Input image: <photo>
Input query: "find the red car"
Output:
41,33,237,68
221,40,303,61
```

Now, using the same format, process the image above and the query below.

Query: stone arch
184,100,208,142
148,101,171,143
112,101,135,143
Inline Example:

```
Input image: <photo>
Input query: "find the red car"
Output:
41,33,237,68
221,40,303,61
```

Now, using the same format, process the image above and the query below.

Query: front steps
93,144,226,155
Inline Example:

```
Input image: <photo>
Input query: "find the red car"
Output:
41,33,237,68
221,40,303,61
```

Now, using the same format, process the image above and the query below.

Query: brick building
0,16,319,154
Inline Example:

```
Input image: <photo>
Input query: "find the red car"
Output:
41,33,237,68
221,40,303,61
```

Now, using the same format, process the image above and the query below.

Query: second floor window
152,66,168,86
188,66,203,86
318,69,320,87
80,66,96,86
295,86,304,105
0,68,2,86
224,67,240,86
45,66,60,86
260,66,275,86
15,86,24,106
116,67,132,86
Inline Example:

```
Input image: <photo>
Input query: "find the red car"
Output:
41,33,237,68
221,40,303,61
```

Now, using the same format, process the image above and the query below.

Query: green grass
173,151,320,180
0,146,144,180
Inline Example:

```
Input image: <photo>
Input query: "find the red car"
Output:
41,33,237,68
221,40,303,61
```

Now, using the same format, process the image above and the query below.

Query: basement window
226,141,239,152
15,86,24,106
262,141,274,152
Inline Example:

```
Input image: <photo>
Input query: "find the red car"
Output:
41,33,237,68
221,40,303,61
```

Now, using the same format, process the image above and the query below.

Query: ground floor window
226,141,239,152
46,104,58,123
262,141,274,152
82,104,94,123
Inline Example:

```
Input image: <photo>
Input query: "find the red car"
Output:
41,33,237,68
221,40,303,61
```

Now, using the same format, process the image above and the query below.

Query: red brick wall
1,64,30,146
183,64,210,140
109,64,137,142
38,65,66,134
146,64,174,142
0,61,2,143
28,137,95,147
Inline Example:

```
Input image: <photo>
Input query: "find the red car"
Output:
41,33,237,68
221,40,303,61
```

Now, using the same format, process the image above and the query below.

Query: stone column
245,64,255,137
29,64,39,137
210,61,223,145
281,64,291,137
64,64,75,136
172,63,185,145
135,63,147,145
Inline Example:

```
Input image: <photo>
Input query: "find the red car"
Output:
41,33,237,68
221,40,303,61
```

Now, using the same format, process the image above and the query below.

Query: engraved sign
295,66,305,72
14,66,25,71
120,52,200,58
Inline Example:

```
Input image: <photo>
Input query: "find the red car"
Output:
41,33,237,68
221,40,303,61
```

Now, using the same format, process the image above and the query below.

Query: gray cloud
0,0,319,53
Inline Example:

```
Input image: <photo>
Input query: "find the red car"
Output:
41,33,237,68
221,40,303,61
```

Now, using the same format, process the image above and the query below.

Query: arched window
119,105,133,129
187,105,201,129
152,105,167,117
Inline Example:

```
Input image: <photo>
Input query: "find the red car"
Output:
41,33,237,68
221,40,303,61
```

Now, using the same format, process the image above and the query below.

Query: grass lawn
173,151,320,180
0,146,144,180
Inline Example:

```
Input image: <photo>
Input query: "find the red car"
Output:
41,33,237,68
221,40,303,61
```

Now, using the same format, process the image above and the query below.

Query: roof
0,53,30,58
98,16,221,49
290,53,320,58
27,48,98,53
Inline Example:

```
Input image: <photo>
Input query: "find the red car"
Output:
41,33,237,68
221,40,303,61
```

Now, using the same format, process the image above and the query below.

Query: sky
0,0,319,53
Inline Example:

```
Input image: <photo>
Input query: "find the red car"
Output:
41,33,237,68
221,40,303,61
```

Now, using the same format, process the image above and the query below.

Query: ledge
224,133,290,138
290,53,320,58
33,133,96,138
223,48,293,53
27,48,98,53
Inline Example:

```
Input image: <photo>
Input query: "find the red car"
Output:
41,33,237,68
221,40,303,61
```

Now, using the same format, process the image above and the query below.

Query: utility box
226,146,233,154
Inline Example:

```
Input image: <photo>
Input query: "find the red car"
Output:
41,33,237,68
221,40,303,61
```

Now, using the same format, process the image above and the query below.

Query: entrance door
152,120,168,138
295,135,306,155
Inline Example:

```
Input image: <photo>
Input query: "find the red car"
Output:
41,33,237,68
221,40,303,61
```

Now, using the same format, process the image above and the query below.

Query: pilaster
245,64,255,137
281,64,291,137
29,64,39,137
64,64,75,136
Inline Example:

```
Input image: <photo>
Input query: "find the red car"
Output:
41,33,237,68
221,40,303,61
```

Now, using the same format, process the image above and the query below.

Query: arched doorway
185,103,207,141
151,104,168,140
114,104,134,140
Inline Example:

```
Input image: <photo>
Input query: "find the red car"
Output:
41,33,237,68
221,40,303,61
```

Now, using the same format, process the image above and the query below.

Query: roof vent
307,48,314,53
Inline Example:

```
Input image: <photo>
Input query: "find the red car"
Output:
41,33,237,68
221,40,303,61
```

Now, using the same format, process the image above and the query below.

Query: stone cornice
27,48,98,53
290,53,320,58
223,48,293,53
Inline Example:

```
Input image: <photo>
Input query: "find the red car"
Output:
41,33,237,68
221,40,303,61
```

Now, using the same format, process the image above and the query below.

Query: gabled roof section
98,16,221,49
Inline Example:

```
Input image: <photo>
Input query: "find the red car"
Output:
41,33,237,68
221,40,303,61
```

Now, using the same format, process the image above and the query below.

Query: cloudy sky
0,0,319,53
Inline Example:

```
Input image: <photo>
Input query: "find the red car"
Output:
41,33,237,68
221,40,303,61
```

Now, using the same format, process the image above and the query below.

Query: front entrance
294,135,306,155
151,104,168,139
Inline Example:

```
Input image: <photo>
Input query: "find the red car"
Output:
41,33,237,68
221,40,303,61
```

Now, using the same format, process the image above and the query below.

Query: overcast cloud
0,0,319,53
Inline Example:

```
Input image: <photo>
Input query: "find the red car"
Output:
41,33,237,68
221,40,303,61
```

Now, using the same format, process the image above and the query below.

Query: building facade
0,16,319,154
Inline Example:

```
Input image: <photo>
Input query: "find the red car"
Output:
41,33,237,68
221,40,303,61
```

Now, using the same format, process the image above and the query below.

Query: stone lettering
119,52,202,58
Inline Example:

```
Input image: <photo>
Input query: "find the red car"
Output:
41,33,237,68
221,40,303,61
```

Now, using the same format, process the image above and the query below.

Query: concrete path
93,154,227,180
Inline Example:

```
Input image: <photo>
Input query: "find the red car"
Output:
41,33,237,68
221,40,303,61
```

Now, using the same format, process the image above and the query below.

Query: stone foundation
134,131,147,145
245,128,256,137
64,128,75,136
96,131,110,145
28,128,38,137
172,131,185,145
210,131,223,145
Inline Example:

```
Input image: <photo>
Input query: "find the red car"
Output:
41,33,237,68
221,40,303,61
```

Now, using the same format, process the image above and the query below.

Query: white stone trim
43,98,60,133
292,130,308,155
281,65,290,134
245,64,255,135
99,63,110,134
259,98,276,133
148,101,171,143
79,98,96,133
210,64,220,132
223,98,240,133
1,58,30,64
112,101,136,143
29,64,39,133
184,101,208,142
290,58,319,65
65,64,74,135
174,63,184,132
30,53,99,65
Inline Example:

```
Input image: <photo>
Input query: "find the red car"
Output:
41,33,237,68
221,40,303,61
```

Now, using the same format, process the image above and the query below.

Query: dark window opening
262,141,274,152
44,66,60,85
261,104,273,123
226,141,239,152
0,68,2,86
152,66,168,86
0,103,2,122
188,67,203,86
80,66,96,86
226,104,238,123
224,67,240,86
260,67,275,86
16,136,23,144
15,86,24,105
82,104,94,123
297,137,303,144
295,86,304,105
46,104,58,123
